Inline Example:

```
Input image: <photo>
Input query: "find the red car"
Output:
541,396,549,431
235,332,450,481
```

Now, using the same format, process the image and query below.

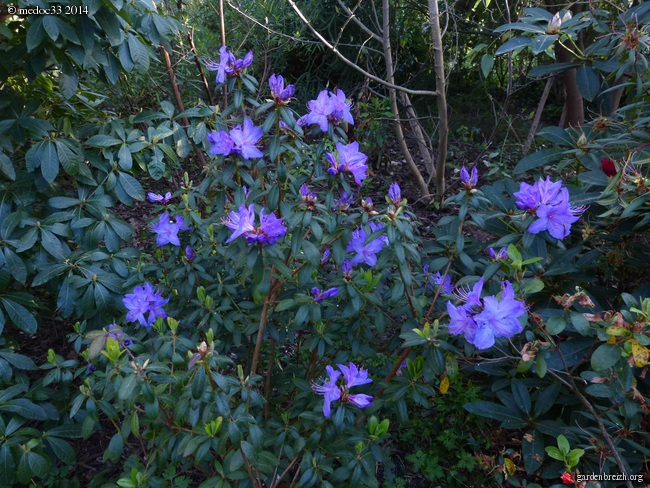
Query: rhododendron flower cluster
514,177,585,240
123,283,169,327
207,46,253,84
269,73,295,104
223,204,287,245
327,141,368,186
152,213,191,246
347,222,389,266
207,118,264,160
312,362,373,417
311,287,339,303
299,89,354,131
447,278,526,349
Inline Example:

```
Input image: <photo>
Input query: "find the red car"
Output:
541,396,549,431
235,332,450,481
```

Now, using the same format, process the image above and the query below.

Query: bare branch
285,0,439,97
335,0,382,43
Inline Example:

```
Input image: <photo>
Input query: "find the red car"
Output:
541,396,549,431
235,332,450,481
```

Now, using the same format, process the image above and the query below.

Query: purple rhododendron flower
302,90,332,131
311,287,339,303
347,222,389,266
207,130,234,156
513,177,585,240
460,166,478,189
329,89,354,125
447,279,526,349
333,192,353,211
152,213,191,246
312,362,373,418
229,118,264,160
341,259,353,279
348,394,373,408
388,182,401,206
123,282,169,327
320,249,331,266
223,204,287,246
432,271,453,294
487,247,508,260
300,183,317,207
327,141,368,186
185,246,195,261
269,73,295,104
147,192,172,203
300,89,355,132
223,204,256,243
206,46,253,83
312,365,342,418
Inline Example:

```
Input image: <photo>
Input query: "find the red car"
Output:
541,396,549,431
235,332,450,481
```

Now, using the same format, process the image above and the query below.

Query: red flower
601,158,617,177
561,472,575,484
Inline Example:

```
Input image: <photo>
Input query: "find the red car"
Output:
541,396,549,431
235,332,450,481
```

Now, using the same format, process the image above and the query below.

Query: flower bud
547,12,562,34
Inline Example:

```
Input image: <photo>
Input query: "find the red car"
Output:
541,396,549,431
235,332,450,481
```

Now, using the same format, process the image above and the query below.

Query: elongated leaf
529,62,580,77
576,66,600,101
464,401,528,428
495,37,531,55
514,148,566,173
480,54,494,77
40,140,59,183
0,299,37,334
531,34,557,54
117,172,144,200
494,22,546,34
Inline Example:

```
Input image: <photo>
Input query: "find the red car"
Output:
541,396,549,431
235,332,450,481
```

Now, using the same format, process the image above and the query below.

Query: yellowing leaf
607,335,617,344
504,458,516,477
606,326,629,337
631,340,649,367
440,376,450,395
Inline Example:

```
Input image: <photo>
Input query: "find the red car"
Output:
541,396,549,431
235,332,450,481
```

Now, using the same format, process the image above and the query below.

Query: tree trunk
381,0,430,199
428,0,448,200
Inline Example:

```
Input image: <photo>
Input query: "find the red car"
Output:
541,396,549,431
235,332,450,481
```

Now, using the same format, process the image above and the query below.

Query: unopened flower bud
547,12,562,34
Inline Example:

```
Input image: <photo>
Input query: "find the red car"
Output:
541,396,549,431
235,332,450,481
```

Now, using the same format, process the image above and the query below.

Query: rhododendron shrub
73,43,650,487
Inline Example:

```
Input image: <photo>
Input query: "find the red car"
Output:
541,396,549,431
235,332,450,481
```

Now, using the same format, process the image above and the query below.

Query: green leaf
26,17,46,51
546,316,566,335
118,374,140,402
0,153,15,180
26,452,49,479
591,343,621,371
103,433,124,463
545,446,564,461
495,37,531,56
494,22,546,34
127,33,150,72
4,248,27,284
570,312,590,335
0,398,48,420
536,126,574,146
480,54,494,77
45,437,75,464
514,148,566,174
0,446,16,486
117,172,144,200
523,432,544,474
0,352,37,370
40,140,60,183
32,264,69,287
557,434,570,454
576,66,600,102
0,298,37,334
464,401,527,428
511,381,531,414
531,34,557,54
529,62,580,77
522,278,544,295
